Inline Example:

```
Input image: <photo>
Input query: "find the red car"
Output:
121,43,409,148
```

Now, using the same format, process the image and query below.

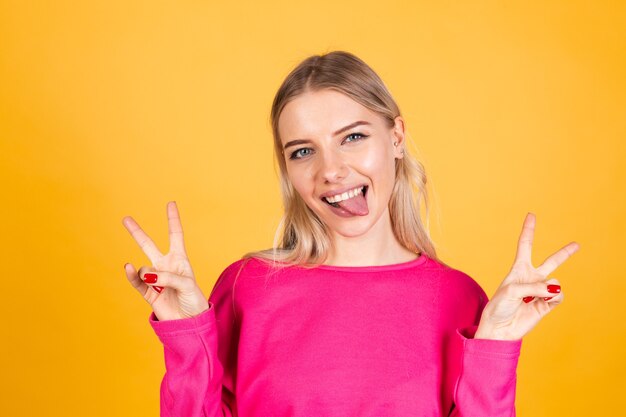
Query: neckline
313,252,428,272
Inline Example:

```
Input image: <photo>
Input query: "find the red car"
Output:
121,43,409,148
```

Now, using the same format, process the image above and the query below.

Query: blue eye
289,148,313,160
345,132,367,143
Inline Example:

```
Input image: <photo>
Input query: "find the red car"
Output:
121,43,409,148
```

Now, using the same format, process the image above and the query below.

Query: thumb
138,268,196,293
513,278,562,303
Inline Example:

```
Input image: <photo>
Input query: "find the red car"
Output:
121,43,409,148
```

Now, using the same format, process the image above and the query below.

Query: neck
323,209,419,267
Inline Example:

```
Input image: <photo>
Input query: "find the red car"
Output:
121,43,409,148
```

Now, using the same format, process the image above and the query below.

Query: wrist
474,324,517,341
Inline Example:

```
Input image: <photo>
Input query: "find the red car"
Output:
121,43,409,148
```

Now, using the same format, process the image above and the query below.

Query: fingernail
124,263,129,269
523,296,534,303
543,297,554,301
144,273,158,284
154,286,163,293
547,285,561,294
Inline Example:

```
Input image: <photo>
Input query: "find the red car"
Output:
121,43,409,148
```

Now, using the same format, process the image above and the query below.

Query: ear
391,116,406,159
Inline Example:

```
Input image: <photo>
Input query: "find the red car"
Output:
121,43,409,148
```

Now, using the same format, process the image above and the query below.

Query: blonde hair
241,50,443,269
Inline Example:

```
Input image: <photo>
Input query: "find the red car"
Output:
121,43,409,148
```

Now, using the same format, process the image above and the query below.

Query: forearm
448,325,522,417
150,305,236,417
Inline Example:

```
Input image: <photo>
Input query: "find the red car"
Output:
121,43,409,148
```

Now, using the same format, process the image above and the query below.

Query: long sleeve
447,325,522,417
148,261,242,417
447,281,523,417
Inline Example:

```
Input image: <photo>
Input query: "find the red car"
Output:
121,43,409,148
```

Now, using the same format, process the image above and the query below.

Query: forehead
278,89,381,142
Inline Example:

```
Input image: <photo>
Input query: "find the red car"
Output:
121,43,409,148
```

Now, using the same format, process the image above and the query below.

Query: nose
318,148,347,183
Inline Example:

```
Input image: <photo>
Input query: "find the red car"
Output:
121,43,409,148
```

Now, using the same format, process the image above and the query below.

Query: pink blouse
149,253,522,416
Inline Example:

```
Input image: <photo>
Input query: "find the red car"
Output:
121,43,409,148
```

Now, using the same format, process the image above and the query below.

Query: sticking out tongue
336,191,369,216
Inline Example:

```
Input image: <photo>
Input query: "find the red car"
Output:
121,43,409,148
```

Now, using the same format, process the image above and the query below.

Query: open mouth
323,185,368,208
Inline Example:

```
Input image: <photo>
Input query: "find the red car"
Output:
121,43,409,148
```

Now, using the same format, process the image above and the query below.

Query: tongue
336,192,369,216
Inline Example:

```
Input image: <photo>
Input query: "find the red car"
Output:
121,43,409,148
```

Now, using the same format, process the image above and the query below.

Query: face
278,89,405,239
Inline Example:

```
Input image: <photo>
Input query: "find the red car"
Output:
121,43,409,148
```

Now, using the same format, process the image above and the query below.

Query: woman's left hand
474,212,580,341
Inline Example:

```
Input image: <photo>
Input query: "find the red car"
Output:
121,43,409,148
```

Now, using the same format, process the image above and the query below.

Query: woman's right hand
122,201,209,321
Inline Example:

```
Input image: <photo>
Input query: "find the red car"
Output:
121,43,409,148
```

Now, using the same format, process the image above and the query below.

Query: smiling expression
278,89,405,239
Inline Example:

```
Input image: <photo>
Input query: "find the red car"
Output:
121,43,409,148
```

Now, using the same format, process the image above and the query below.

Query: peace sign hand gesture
474,213,580,341
122,201,209,322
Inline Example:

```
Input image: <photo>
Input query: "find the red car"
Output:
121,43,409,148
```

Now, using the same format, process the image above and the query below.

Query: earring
393,141,405,155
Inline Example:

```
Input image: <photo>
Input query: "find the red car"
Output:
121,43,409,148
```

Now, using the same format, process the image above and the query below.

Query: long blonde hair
241,50,442,269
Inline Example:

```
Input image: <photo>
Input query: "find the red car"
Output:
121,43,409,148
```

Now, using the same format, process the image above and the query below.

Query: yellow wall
1,1,623,415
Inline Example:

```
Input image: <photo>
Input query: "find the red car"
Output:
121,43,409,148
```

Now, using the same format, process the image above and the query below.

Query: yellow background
1,1,624,415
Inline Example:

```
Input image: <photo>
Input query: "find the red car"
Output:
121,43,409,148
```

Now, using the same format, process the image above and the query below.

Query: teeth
325,186,364,203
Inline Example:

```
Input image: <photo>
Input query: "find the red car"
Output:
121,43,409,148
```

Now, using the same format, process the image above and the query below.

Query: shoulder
208,256,292,314
212,256,283,289
425,256,489,307
220,256,284,277
208,256,269,308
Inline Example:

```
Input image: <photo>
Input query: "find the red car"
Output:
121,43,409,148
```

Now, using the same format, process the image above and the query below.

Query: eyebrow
282,120,372,150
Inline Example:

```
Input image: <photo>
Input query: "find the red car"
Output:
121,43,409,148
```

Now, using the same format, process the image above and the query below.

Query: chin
331,225,374,238
324,213,382,239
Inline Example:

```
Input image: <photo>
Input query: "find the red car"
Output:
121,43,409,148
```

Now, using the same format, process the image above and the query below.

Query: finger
542,277,564,304
524,277,564,303
536,241,580,277
167,201,187,255
138,269,196,293
510,278,562,302
544,291,564,307
514,212,536,265
122,215,164,263
124,262,149,296
137,265,164,294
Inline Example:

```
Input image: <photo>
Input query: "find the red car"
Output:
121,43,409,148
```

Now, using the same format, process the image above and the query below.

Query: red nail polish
547,285,561,294
144,273,158,284
543,297,554,301
154,286,163,293
523,296,534,303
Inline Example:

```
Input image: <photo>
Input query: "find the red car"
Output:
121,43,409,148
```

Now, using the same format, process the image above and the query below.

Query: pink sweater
149,253,523,417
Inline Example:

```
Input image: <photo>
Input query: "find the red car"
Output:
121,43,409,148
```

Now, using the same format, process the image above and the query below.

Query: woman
122,51,579,417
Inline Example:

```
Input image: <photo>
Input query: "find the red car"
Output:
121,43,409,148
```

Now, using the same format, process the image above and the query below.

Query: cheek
286,165,314,198
358,146,395,182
